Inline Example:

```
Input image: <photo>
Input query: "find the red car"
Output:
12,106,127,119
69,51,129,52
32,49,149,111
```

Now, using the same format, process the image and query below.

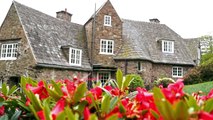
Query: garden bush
184,61,213,85
128,74,144,92
154,77,175,88
1,69,213,120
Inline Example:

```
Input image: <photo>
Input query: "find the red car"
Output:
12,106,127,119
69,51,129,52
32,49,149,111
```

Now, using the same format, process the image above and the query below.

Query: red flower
199,111,213,120
83,107,90,120
37,110,45,120
51,98,66,120
104,86,121,96
201,89,213,100
161,80,184,104
26,81,49,100
0,106,5,116
89,86,102,100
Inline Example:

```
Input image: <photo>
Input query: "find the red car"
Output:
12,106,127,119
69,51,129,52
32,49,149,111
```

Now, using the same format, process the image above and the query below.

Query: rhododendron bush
1,70,213,120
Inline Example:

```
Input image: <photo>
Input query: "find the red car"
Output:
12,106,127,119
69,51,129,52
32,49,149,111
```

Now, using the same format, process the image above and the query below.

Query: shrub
184,61,213,85
154,77,175,88
2,70,213,119
128,74,144,92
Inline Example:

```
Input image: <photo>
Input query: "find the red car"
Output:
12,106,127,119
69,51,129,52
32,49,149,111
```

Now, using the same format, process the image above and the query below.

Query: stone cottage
0,0,196,87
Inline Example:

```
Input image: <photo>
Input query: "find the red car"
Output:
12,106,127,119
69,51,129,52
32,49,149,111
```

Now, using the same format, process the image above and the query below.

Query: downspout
90,4,96,88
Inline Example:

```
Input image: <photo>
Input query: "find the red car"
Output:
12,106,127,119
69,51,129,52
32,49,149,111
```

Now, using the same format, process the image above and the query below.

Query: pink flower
51,98,66,120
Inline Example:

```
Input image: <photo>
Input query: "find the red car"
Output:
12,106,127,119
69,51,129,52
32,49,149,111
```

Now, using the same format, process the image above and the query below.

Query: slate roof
114,19,195,66
13,1,91,71
183,38,200,61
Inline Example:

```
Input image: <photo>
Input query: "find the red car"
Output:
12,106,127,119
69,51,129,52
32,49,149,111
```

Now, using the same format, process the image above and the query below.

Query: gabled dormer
84,0,122,67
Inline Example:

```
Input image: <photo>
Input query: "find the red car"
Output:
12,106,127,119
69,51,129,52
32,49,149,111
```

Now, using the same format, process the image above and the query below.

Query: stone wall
116,60,193,87
85,0,123,66
34,67,90,81
0,4,37,82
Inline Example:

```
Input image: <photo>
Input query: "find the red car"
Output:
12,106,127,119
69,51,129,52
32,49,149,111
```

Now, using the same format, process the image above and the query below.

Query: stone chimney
149,18,160,23
56,8,72,22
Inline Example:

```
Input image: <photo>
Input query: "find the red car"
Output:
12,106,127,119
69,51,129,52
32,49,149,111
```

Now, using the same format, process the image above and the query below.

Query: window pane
100,39,114,54
98,72,110,85
1,43,18,59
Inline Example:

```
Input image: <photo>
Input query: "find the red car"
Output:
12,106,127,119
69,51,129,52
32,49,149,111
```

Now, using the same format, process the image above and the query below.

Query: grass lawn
183,81,213,95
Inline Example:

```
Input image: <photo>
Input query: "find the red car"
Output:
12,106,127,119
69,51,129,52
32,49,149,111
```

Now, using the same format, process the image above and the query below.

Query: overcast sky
0,0,213,38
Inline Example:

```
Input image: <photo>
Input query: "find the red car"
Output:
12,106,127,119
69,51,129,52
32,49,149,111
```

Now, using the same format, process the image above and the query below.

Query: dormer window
100,39,114,55
162,40,174,53
104,15,111,26
0,43,18,60
69,48,82,66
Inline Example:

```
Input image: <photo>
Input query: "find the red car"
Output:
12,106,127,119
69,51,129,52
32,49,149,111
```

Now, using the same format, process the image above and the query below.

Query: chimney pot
56,9,72,22
149,18,160,23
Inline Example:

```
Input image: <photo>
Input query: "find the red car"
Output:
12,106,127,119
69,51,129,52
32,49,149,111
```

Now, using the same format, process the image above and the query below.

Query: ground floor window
172,67,183,78
97,72,111,85
8,76,20,87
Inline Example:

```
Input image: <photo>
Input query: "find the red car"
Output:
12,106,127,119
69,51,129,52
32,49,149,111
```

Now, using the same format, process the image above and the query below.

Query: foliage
154,77,175,88
1,70,213,119
184,56,213,85
201,53,213,64
184,81,213,95
128,74,144,92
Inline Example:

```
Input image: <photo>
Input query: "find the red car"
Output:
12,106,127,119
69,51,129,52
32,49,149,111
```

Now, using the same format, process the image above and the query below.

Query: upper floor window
69,48,82,66
104,15,111,26
0,43,18,60
97,72,110,86
162,40,174,53
100,39,114,55
172,67,183,78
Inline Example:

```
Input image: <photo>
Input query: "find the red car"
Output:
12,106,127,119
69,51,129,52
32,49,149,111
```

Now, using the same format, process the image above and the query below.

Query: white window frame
100,39,114,55
162,40,174,53
0,79,2,88
104,15,112,26
0,43,18,60
97,72,111,85
172,67,183,78
69,47,82,66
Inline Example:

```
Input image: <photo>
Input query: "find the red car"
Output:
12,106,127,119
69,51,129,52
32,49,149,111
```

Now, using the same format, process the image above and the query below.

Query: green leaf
175,100,189,120
8,85,18,95
89,114,98,120
10,110,22,120
2,83,8,96
73,82,87,103
185,96,200,112
116,69,123,89
119,104,126,113
109,96,118,111
204,98,213,112
122,75,133,91
17,100,30,111
101,94,111,113
27,91,43,111
65,106,76,120
43,101,51,120
150,109,159,119
29,104,40,120
56,111,66,120
47,87,62,101
51,80,63,96
153,87,175,120
0,114,8,120
105,114,118,120
74,101,88,113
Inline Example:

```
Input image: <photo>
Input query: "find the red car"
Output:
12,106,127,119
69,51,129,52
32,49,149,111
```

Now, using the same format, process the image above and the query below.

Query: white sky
0,0,213,38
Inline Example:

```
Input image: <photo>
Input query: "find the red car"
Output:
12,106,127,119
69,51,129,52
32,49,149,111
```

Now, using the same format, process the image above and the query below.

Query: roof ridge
122,18,165,25
13,1,83,26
